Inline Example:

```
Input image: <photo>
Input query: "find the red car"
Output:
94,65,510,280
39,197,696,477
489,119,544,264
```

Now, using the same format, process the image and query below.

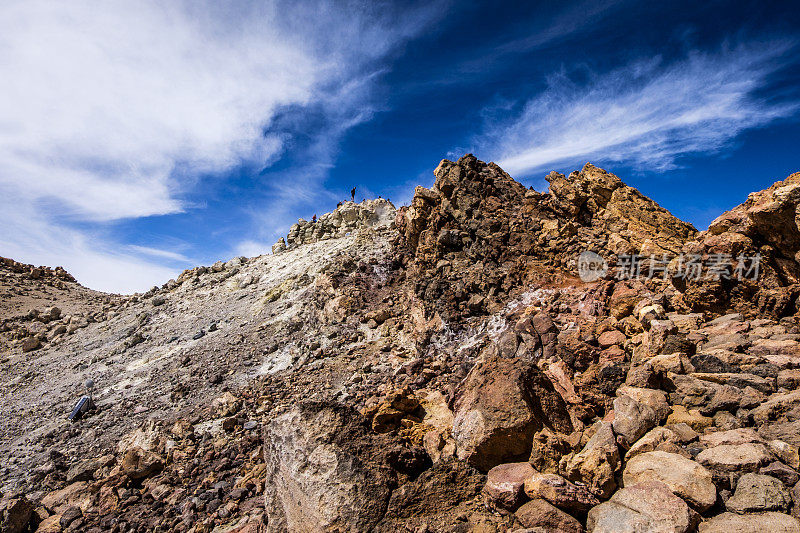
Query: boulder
587,481,696,533
562,421,620,499
760,461,800,486
598,329,626,348
696,443,773,485
262,402,393,532
625,427,681,461
623,451,717,511
529,427,572,474
0,496,33,533
21,337,40,352
483,462,535,510
120,447,164,480
768,440,800,470
515,499,583,533
699,512,800,533
617,385,670,422
699,428,765,448
611,394,658,448
523,472,600,513
750,390,800,426
725,473,792,513
453,356,572,471
666,405,713,432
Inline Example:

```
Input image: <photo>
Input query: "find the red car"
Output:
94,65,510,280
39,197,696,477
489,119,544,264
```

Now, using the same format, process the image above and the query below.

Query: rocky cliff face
3,156,800,533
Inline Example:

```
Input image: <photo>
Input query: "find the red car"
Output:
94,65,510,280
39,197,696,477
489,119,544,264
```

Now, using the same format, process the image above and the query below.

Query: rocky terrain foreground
3,155,800,532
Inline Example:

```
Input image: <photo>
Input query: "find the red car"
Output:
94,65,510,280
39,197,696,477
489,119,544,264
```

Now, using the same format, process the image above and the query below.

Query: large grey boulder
725,473,792,513
262,402,393,532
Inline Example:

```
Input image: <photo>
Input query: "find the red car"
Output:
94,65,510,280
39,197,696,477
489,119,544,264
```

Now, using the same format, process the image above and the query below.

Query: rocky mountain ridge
3,156,800,532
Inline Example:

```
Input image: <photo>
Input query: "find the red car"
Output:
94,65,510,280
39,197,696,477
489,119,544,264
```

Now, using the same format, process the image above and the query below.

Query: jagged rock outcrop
275,198,396,252
396,155,696,322
547,163,697,255
680,171,800,317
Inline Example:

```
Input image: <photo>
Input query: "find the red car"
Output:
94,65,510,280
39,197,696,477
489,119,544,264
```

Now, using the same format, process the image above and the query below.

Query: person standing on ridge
350,187,356,202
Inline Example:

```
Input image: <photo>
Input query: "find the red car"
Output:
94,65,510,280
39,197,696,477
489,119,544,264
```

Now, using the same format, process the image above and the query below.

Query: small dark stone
206,499,222,514
690,353,733,374
192,330,206,340
60,506,83,528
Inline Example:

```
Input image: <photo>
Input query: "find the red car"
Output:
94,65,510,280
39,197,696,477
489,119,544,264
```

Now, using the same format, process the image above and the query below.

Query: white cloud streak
0,0,444,292
482,42,799,176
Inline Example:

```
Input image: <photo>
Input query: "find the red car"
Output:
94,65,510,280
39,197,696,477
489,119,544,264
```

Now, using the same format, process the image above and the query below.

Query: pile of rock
273,198,396,253
477,307,800,532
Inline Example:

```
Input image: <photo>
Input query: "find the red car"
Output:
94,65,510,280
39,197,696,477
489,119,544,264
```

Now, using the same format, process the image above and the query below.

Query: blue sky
1,0,799,293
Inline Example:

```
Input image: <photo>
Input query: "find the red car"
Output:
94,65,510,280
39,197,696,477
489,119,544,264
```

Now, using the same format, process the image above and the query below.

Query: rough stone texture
625,427,680,461
617,385,670,423
452,355,572,471
7,157,800,532
682,170,800,317
515,498,584,533
262,402,393,533
484,462,536,510
562,421,621,499
587,481,695,533
725,473,792,513
696,443,773,477
523,472,600,513
279,198,396,250
699,512,800,533
0,496,33,533
623,451,717,511
611,394,658,449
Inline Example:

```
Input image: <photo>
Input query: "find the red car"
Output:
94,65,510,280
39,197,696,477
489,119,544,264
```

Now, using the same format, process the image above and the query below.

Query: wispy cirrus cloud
0,0,445,292
478,41,800,176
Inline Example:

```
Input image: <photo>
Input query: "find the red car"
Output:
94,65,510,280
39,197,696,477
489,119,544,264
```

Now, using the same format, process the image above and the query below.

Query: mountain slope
3,158,800,532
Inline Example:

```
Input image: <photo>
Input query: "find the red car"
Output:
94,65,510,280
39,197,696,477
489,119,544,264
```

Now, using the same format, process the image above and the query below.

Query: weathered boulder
611,394,658,449
377,460,486,531
523,472,600,513
623,451,716,511
617,385,670,423
515,498,584,533
699,511,800,533
483,462,535,510
666,405,713,432
725,473,792,513
120,447,164,480
21,336,40,352
625,427,681,460
262,402,393,532
562,421,620,499
696,443,773,477
529,427,572,474
760,461,800,486
587,481,696,533
0,496,33,533
453,356,572,471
